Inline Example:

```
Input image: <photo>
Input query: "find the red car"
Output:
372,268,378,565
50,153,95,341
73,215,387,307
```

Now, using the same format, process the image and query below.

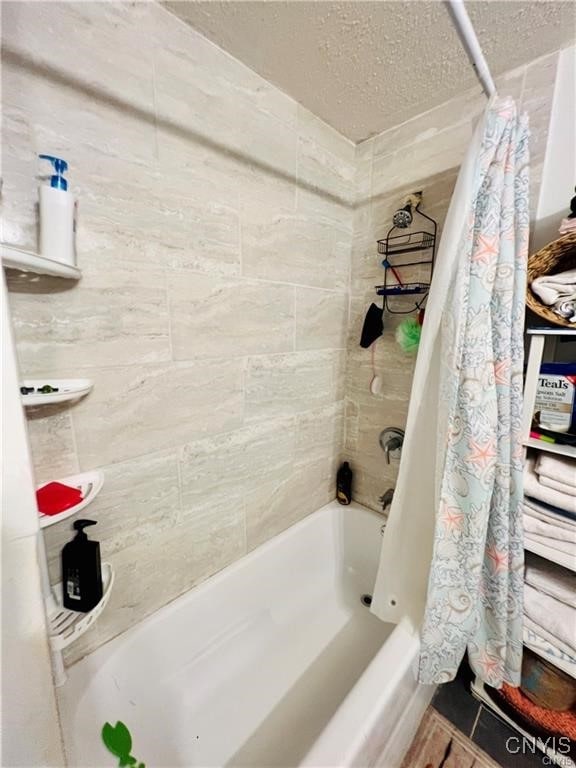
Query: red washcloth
37,481,83,516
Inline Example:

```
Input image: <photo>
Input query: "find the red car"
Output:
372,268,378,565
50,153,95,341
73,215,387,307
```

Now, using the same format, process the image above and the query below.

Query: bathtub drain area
361,594,373,607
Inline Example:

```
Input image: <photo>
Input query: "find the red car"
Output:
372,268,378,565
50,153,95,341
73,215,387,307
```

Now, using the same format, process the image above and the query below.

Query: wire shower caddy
375,205,437,314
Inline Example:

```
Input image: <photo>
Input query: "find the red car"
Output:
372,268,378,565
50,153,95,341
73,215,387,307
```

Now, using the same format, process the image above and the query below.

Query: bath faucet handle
384,437,402,464
379,427,405,465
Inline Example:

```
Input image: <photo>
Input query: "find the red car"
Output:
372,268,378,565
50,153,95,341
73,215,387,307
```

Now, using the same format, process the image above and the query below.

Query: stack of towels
524,553,576,673
523,453,576,558
523,453,576,673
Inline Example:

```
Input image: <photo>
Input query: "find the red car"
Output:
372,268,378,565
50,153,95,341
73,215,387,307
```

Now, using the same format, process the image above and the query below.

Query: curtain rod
445,0,496,98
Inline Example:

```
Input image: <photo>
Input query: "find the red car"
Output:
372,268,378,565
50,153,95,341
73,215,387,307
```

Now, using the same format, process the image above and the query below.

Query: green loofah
395,317,422,354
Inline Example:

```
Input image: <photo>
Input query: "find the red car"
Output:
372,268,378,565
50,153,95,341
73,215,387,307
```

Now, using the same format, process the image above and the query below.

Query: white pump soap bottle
38,154,76,266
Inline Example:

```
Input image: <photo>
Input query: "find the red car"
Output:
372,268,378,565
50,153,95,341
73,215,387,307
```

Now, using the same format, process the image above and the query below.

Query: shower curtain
371,97,530,688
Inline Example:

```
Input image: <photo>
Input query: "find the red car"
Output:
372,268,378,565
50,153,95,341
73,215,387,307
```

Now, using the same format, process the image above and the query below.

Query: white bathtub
58,501,433,767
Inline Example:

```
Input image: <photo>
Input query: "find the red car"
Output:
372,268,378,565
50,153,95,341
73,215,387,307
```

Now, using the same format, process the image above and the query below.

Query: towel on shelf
524,497,576,532
524,615,576,661
525,533,575,562
523,512,576,543
539,474,576,497
531,269,576,306
525,495,576,524
535,453,576,488
525,457,576,515
524,584,576,655
525,552,576,608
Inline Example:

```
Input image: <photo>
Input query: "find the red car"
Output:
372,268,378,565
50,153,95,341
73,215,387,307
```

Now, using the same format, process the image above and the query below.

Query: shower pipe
445,0,496,98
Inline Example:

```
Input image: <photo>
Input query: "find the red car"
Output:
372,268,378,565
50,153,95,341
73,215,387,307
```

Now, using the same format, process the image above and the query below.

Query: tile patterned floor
404,658,552,767
401,709,500,768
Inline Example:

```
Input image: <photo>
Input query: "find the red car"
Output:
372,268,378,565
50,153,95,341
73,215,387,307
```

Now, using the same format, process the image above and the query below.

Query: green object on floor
102,721,145,768
396,317,422,354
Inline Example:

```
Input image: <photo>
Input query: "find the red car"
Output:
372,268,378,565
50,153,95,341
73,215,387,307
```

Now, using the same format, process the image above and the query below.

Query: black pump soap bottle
336,461,352,505
62,519,103,612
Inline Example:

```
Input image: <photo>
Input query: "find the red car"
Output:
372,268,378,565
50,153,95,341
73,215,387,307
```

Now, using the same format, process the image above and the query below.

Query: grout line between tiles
67,410,82,476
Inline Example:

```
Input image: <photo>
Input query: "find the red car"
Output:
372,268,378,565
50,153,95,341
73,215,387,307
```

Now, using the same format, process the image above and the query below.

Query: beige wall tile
26,408,79,486
296,106,355,212
179,418,296,508
245,350,345,422
72,360,244,467
152,5,298,179
169,272,295,360
245,458,335,550
7,265,170,374
295,287,348,350
372,121,471,198
241,206,352,291
296,402,345,464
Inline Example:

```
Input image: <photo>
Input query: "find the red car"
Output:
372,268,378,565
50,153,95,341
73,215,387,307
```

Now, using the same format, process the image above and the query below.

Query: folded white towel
531,268,576,306
525,552,576,608
524,615,576,661
524,457,576,514
535,453,576,487
539,474,576,497
524,583,576,654
525,532,576,556
523,511,576,543
524,497,575,531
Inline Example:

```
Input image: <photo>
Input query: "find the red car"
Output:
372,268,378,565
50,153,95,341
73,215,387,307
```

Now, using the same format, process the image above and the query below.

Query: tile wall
2,1,352,664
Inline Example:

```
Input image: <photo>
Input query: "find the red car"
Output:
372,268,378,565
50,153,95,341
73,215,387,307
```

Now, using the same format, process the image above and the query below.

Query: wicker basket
526,231,576,328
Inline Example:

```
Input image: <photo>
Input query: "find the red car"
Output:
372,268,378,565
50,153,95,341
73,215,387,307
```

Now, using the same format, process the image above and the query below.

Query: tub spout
379,488,394,514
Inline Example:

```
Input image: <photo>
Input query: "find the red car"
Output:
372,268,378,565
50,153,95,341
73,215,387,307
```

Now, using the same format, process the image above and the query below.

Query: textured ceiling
163,1,576,143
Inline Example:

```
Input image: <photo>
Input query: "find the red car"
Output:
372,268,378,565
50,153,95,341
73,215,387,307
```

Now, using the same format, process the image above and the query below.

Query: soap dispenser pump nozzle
73,519,97,538
39,154,69,190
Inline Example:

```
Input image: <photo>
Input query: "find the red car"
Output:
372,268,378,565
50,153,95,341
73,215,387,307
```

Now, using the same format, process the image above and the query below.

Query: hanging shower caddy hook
375,192,437,315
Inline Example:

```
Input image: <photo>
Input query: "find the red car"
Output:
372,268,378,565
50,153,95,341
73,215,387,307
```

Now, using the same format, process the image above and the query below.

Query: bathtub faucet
378,427,404,464
379,488,394,514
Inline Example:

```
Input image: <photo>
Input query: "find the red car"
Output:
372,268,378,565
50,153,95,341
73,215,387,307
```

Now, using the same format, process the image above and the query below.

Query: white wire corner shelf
47,563,114,652
21,378,93,407
1,243,81,280
37,471,104,529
